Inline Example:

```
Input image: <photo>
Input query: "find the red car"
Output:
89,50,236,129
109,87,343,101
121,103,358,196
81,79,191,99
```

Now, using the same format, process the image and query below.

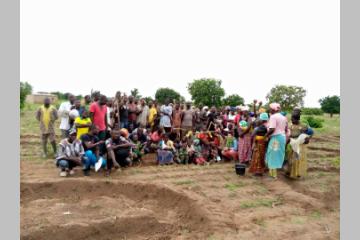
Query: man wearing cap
55,129,84,177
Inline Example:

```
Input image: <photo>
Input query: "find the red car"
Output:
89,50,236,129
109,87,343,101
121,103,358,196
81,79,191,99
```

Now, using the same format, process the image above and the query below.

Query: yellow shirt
148,107,157,126
74,117,92,139
40,106,54,132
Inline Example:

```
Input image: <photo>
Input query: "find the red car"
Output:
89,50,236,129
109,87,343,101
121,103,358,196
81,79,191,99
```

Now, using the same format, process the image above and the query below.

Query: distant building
26,92,58,104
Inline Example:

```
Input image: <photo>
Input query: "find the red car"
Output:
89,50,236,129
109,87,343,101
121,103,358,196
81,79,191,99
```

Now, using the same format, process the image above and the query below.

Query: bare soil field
20,110,340,240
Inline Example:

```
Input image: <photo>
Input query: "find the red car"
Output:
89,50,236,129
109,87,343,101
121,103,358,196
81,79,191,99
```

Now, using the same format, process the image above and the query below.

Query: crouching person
81,125,107,176
106,128,134,176
55,129,84,177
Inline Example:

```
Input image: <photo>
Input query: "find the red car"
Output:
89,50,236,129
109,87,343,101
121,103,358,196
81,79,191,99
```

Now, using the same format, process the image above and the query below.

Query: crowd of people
35,91,314,179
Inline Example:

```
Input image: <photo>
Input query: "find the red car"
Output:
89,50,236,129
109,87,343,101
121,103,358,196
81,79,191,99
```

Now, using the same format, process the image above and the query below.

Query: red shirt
89,103,107,131
234,113,241,126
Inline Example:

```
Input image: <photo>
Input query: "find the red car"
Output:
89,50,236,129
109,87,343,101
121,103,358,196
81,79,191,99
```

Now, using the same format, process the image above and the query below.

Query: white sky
20,0,339,107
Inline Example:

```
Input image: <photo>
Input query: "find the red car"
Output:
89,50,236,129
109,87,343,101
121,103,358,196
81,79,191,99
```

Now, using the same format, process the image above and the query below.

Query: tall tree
266,85,306,111
155,88,182,104
187,78,225,107
222,94,244,107
319,95,340,117
20,81,33,109
130,88,142,99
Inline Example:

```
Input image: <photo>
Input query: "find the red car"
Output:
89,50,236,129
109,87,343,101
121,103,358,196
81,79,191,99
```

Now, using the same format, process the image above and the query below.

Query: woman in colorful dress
285,109,312,179
264,103,288,179
238,106,253,164
249,113,269,176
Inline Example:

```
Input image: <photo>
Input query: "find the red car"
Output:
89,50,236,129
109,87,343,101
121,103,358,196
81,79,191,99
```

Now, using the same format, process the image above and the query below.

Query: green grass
302,114,340,136
310,210,322,220
224,183,245,191
240,198,282,209
331,156,340,168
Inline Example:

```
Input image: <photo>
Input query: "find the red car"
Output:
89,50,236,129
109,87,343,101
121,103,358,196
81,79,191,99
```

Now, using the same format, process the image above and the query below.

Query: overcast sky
20,0,339,107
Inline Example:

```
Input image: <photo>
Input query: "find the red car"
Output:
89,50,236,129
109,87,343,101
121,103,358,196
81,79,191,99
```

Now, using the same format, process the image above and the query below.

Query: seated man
81,125,106,176
55,129,84,177
106,128,135,176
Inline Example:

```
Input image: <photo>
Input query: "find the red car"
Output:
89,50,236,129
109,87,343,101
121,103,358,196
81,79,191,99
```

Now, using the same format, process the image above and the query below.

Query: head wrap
259,113,269,121
239,120,248,128
120,128,129,138
269,103,281,111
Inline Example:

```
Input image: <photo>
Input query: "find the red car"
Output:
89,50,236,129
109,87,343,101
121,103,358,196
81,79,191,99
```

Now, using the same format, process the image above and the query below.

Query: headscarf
269,103,281,111
120,128,129,138
259,113,269,121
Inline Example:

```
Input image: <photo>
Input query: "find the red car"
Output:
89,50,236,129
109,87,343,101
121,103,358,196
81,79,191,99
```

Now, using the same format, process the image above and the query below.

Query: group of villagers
35,91,313,179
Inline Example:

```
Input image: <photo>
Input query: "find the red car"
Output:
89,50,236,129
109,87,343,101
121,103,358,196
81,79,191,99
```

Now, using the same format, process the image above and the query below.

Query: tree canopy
130,88,142,99
187,78,225,107
319,95,340,117
155,88,182,104
20,82,33,109
266,85,306,111
222,94,244,107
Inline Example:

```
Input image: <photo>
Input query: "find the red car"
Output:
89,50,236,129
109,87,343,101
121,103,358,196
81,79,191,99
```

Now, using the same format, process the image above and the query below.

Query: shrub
303,116,324,128
301,108,324,116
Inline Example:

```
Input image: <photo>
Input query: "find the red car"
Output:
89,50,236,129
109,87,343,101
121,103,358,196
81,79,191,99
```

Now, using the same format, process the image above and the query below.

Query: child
130,133,144,164
157,134,175,165
191,139,206,165
177,142,189,164
249,113,268,176
221,131,238,161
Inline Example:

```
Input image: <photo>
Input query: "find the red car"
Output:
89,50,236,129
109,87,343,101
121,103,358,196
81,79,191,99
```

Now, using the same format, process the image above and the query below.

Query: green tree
187,78,225,107
143,96,154,105
155,88,182,104
20,81,33,109
266,85,306,111
319,95,340,117
130,88,142,99
222,94,244,107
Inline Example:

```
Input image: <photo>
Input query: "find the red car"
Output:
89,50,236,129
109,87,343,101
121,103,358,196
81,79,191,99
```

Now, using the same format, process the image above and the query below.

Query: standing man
137,99,149,128
181,103,195,137
128,96,137,130
36,98,58,158
172,104,182,137
69,99,81,131
89,95,108,154
148,101,158,131
79,95,92,116
120,95,129,129
160,99,173,133
206,106,217,131
58,94,75,138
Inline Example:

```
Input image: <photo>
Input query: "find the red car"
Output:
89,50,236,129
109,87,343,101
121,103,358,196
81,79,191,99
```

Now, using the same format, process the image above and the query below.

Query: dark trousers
107,148,131,169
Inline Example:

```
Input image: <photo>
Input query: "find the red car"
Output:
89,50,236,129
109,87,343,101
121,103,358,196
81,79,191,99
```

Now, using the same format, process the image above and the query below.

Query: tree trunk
330,112,333,118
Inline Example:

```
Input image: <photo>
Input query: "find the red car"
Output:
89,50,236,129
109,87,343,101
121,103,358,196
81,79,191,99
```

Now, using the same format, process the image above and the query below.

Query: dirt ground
20,130,340,240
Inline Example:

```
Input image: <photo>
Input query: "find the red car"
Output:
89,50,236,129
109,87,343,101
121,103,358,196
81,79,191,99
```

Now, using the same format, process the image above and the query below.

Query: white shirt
58,101,72,130
107,107,113,130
